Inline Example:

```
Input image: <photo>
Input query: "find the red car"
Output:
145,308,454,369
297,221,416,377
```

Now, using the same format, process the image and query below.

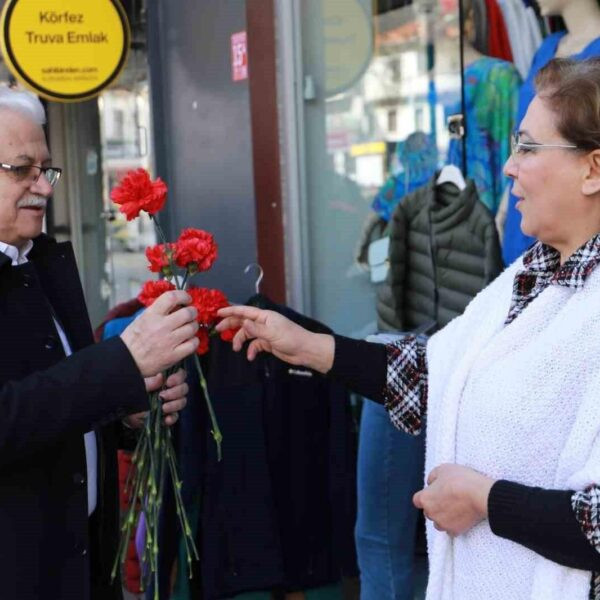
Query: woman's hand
216,305,335,373
124,368,189,428
413,463,495,537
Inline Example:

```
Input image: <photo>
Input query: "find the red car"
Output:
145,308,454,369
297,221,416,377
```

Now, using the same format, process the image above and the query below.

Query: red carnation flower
196,328,210,355
188,287,230,326
138,279,176,307
174,229,218,273
111,168,167,221
145,243,174,274
219,327,240,342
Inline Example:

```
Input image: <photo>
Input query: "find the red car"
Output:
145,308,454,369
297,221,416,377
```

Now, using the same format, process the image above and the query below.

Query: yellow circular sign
0,0,130,102
324,0,372,96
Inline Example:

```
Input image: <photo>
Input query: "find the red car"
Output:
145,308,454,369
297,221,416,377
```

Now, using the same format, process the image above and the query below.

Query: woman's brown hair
535,57,600,151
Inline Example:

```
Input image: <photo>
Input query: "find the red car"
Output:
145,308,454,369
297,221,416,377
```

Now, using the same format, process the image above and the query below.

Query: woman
217,57,600,599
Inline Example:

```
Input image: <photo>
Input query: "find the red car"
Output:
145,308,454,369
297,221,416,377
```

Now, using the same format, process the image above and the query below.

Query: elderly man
0,87,200,600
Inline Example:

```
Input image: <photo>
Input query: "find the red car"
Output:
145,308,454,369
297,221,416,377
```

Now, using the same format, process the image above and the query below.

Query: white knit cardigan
424,258,600,600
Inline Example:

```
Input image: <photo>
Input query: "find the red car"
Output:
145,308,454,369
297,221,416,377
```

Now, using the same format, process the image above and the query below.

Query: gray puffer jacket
387,176,503,333
355,213,403,332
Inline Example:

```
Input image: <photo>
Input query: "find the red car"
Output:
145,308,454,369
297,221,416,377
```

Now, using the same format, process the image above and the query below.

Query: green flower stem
193,353,222,460
166,447,195,571
166,433,195,553
114,213,217,591
111,434,149,581
165,428,199,562
150,213,222,460
145,394,159,498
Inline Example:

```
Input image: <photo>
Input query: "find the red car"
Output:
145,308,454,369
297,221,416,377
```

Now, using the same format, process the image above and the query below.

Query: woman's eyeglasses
511,131,579,158
0,163,62,187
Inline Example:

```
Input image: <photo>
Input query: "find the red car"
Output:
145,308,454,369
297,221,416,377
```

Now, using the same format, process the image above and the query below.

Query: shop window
298,0,462,336
415,106,424,130
377,0,414,14
111,109,125,140
98,21,156,308
389,58,401,82
387,108,398,132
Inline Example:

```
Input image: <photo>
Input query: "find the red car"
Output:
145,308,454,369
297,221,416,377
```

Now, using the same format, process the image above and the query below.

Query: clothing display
446,56,520,215
496,0,525,74
0,234,148,600
523,6,544,70
483,0,513,61
502,32,600,265
387,176,504,332
371,132,439,223
356,214,403,332
471,0,489,55
496,0,542,78
157,296,358,600
329,233,600,599
475,0,542,70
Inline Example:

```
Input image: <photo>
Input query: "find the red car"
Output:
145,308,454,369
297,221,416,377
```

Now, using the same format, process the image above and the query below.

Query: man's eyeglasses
511,131,579,158
0,163,62,187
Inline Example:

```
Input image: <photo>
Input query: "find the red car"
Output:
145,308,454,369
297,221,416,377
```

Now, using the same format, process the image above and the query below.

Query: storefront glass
298,0,463,336
98,34,156,308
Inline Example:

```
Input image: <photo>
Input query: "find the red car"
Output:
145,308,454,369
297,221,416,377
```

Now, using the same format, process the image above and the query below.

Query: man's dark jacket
0,234,148,600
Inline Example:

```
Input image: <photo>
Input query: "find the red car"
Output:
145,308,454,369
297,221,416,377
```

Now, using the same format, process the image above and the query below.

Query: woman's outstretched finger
215,315,244,332
247,338,269,361
232,326,252,352
217,305,264,322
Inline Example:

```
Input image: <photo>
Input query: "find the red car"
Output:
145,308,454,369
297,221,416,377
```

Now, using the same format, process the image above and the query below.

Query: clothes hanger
241,262,313,377
436,164,466,191
244,262,264,295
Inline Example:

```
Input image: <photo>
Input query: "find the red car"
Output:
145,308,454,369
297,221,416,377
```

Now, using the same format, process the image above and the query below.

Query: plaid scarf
506,235,600,325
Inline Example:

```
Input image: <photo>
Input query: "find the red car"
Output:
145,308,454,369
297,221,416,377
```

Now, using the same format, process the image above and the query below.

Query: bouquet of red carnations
109,168,233,596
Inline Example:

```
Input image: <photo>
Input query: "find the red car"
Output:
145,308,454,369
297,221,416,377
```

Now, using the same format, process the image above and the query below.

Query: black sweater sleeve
328,334,387,403
489,480,600,571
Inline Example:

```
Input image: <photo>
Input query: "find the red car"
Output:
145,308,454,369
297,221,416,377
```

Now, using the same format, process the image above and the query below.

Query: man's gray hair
0,86,46,125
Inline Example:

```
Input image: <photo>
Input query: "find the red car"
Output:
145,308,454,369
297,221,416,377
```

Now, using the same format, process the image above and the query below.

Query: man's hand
120,290,199,377
216,305,335,373
124,368,188,428
413,463,495,537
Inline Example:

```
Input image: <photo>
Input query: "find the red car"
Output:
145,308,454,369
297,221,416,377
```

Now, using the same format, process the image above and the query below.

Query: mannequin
502,0,600,264
547,0,600,57
462,0,487,65
463,41,485,67
446,32,520,214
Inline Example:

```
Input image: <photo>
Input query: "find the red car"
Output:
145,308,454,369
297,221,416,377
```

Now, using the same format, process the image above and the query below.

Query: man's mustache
17,196,47,209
